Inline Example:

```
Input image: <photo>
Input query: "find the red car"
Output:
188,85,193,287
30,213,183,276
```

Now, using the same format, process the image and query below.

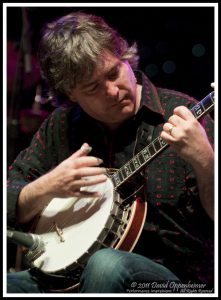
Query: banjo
23,91,214,292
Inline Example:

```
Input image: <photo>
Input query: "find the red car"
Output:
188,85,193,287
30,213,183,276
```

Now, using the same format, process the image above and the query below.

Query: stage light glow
162,60,176,74
192,43,206,57
145,64,159,77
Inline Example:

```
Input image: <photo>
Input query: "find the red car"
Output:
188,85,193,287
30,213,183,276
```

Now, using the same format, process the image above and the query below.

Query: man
7,12,214,293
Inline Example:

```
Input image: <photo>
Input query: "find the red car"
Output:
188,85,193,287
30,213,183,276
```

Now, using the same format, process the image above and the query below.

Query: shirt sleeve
7,109,63,229
159,90,214,216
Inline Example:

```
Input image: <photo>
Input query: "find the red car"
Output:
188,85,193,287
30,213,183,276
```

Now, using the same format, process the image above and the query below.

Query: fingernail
80,143,92,154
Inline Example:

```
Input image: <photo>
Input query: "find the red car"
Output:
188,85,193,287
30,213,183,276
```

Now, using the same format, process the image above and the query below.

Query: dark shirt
7,71,214,287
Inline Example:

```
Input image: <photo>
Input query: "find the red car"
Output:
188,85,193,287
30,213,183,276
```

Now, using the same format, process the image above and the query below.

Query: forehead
80,51,120,86
97,50,120,69
93,51,120,77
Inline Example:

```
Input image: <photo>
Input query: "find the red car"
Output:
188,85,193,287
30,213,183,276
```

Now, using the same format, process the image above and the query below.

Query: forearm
16,147,107,224
192,146,214,220
17,173,54,224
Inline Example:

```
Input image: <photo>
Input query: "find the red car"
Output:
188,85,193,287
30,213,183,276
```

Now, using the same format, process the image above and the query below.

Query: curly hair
38,12,139,101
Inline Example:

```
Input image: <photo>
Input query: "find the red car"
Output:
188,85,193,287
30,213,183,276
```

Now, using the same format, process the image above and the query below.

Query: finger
73,156,103,168
72,190,103,198
71,143,92,159
163,123,176,135
161,128,176,141
168,114,184,127
211,82,215,88
173,106,195,121
77,167,107,177
73,174,107,188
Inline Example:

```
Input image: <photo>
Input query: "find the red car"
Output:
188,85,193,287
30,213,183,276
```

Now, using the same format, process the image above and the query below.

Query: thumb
71,143,92,159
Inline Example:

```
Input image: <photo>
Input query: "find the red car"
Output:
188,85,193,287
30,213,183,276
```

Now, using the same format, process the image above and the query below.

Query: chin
121,103,135,115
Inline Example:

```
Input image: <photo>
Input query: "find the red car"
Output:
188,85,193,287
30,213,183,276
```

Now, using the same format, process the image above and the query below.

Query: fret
121,167,127,179
118,170,125,182
129,160,136,172
201,92,214,110
159,136,167,147
191,103,204,118
142,147,151,160
191,91,214,120
148,144,155,156
201,100,207,111
133,156,141,169
123,163,132,177
153,138,162,152
138,152,145,164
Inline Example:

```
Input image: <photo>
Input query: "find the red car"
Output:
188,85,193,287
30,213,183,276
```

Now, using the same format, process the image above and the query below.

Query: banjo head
30,177,115,272
28,177,134,274
23,174,147,292
25,173,146,293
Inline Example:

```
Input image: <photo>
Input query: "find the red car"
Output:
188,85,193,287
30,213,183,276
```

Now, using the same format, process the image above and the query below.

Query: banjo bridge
54,222,65,242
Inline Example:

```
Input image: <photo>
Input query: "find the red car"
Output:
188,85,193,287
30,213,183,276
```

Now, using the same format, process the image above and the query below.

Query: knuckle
168,116,173,122
162,123,167,130
168,115,176,123
71,169,79,179
174,105,185,112
72,160,79,168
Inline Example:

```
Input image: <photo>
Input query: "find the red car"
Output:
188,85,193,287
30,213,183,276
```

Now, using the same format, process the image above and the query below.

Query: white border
3,2,218,298
3,2,219,7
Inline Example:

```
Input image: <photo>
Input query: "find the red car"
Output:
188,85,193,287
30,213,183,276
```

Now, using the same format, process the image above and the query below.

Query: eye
86,84,99,94
108,65,120,81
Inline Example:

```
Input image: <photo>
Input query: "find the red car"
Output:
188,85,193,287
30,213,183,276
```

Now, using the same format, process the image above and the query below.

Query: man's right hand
17,143,107,224
46,143,107,198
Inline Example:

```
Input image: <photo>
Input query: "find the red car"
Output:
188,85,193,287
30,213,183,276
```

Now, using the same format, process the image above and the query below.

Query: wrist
191,145,214,172
17,173,55,223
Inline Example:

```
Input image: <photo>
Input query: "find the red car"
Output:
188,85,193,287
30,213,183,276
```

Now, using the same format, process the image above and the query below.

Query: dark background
7,6,215,164
6,5,215,270
7,6,215,94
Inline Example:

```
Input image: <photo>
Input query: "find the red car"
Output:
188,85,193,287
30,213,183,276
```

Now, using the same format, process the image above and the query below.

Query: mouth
119,96,127,102
110,95,130,107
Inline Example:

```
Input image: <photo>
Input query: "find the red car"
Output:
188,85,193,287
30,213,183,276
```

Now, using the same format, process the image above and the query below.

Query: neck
102,121,124,133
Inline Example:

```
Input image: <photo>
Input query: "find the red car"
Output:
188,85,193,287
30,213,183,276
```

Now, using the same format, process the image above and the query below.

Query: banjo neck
110,91,214,190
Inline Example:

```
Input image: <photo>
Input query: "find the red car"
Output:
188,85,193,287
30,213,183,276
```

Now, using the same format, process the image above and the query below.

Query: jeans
7,270,44,293
80,248,180,293
7,248,180,293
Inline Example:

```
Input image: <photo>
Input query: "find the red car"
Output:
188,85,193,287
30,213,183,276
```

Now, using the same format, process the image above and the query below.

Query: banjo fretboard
111,91,215,189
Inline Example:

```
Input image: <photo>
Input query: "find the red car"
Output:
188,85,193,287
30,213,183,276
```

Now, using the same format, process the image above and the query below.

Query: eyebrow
80,62,121,90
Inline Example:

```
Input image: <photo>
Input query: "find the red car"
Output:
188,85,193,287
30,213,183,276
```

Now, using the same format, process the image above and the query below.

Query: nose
105,81,119,98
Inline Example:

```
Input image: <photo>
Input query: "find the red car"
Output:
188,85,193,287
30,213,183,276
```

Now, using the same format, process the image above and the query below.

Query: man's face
70,51,138,130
